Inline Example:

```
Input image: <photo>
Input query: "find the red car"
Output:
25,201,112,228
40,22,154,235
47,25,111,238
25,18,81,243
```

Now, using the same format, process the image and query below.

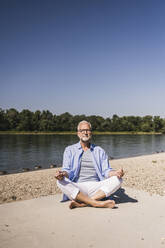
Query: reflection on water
0,134,165,173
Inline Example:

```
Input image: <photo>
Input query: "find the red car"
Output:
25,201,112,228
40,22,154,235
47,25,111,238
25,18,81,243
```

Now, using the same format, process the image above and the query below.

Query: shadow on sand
108,188,138,204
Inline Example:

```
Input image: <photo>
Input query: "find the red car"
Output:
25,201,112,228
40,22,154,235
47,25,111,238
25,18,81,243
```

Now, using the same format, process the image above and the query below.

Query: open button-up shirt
61,142,113,201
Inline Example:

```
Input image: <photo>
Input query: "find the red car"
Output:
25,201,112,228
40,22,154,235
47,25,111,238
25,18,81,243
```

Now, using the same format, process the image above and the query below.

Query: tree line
0,108,165,133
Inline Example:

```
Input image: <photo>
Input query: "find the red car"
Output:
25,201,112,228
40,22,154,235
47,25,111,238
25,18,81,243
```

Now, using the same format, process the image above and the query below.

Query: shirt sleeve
100,149,113,178
62,147,74,180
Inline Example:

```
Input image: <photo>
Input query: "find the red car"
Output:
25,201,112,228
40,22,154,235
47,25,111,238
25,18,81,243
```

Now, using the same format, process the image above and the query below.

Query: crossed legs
57,176,122,209
69,189,115,209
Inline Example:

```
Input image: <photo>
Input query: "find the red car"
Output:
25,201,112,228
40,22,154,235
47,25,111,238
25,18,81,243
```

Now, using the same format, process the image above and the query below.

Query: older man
55,120,124,209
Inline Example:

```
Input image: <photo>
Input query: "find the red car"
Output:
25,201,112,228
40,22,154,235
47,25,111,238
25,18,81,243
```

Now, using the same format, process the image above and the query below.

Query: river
0,134,165,174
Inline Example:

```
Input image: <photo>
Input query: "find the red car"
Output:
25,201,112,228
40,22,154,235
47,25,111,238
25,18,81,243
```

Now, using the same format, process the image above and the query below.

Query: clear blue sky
1,0,165,117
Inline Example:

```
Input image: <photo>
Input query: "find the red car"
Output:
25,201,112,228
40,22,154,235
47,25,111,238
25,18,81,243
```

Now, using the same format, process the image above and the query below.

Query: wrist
109,170,116,177
63,171,68,178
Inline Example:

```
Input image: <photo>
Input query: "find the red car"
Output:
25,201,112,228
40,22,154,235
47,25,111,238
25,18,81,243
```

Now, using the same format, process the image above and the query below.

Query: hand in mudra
115,168,124,178
55,170,68,180
109,168,124,178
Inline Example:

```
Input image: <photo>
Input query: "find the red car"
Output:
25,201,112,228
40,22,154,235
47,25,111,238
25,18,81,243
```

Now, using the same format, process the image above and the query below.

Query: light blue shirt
61,142,113,201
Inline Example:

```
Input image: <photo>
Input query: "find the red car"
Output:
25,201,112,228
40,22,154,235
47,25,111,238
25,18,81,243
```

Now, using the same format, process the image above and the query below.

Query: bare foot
98,200,115,208
69,200,87,209
69,200,115,209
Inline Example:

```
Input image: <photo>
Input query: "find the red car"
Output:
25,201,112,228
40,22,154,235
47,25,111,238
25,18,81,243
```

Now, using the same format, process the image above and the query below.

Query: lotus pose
55,120,124,209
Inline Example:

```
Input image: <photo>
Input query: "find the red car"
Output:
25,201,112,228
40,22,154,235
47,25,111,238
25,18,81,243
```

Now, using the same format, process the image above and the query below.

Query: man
55,120,124,209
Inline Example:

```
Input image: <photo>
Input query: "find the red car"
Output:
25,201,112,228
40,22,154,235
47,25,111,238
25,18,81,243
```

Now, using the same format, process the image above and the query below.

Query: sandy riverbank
0,152,165,204
0,188,165,248
1,153,165,248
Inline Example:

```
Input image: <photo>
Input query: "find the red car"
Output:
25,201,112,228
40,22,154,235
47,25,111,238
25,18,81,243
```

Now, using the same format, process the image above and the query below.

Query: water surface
0,134,165,173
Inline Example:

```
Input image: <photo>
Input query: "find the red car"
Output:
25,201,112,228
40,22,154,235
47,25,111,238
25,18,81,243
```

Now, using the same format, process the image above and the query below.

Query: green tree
153,116,164,132
39,119,54,131
110,114,122,131
86,115,104,131
39,110,54,131
96,118,111,131
72,115,87,131
160,119,165,134
0,108,9,130
141,115,154,132
6,108,19,130
17,109,33,131
31,110,41,131
58,112,73,131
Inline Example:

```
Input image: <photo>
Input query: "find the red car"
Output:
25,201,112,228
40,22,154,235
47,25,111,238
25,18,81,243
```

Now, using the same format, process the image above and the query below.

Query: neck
80,141,90,151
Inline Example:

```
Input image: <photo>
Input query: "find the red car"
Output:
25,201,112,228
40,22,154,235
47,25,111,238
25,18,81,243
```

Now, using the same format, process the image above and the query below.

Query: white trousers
57,176,122,200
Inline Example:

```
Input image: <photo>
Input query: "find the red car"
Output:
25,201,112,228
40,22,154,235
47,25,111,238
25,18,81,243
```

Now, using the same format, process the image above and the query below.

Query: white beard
81,136,91,142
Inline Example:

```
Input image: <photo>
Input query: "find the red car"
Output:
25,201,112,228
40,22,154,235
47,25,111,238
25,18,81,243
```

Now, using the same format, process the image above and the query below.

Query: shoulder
92,144,108,160
92,144,106,153
64,142,80,152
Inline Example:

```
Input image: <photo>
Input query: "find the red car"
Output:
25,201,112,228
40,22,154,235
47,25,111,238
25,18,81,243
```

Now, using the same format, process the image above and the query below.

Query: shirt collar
76,141,95,151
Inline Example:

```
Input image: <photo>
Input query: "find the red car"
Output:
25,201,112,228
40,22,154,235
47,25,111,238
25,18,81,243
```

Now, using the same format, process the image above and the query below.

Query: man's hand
55,170,68,180
109,168,124,179
115,168,124,178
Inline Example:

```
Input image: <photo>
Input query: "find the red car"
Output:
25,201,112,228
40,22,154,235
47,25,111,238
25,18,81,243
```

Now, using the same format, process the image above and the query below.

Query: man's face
77,123,92,143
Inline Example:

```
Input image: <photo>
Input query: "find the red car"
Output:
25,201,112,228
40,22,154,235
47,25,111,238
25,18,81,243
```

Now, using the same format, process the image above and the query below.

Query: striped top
77,149,99,182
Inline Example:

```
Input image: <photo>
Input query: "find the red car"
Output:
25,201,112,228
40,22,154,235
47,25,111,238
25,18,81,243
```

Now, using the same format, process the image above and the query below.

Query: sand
110,152,165,196
0,152,165,204
0,153,165,248
0,188,165,248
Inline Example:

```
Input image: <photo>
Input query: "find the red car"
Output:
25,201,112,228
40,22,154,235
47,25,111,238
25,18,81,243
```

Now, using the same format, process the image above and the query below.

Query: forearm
108,168,124,178
108,170,117,177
